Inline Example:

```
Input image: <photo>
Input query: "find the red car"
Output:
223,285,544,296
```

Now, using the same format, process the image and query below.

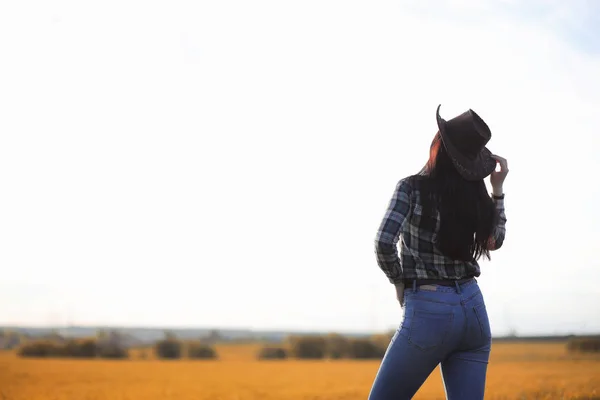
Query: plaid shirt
374,175,506,284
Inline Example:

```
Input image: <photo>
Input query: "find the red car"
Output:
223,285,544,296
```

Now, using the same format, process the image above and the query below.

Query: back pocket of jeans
474,303,492,341
408,309,453,351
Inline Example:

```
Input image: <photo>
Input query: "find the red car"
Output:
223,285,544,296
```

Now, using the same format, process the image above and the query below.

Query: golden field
0,342,599,400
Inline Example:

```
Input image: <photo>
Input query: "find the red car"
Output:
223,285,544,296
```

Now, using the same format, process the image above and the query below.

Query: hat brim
436,104,496,181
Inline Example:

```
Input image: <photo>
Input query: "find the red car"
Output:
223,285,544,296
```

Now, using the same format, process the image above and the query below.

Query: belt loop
412,279,417,292
454,280,461,294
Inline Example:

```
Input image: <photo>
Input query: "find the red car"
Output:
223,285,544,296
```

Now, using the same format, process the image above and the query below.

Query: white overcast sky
1,0,599,336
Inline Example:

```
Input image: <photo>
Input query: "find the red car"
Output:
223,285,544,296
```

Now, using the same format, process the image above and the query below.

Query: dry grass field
0,342,598,399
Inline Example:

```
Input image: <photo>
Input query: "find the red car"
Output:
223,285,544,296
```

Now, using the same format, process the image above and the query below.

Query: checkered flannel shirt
374,175,506,284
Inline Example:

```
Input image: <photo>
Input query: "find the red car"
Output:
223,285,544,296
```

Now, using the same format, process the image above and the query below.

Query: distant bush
62,339,98,358
567,336,600,353
286,333,391,360
18,340,63,357
326,333,350,359
155,339,183,359
98,344,129,359
187,342,218,359
347,338,386,359
257,346,288,360
17,338,128,359
370,332,394,351
288,335,327,359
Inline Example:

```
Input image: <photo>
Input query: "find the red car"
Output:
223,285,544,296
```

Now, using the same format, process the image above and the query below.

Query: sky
1,0,599,336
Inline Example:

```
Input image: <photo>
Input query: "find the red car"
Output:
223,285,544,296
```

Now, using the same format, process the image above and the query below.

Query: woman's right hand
490,154,508,195
395,283,405,307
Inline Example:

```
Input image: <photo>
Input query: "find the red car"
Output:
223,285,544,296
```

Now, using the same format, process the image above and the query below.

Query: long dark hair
418,132,496,261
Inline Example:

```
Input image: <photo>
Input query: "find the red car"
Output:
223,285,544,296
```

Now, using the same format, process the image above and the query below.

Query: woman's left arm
374,179,412,285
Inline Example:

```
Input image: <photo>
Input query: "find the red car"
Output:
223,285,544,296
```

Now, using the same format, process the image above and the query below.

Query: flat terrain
0,342,598,399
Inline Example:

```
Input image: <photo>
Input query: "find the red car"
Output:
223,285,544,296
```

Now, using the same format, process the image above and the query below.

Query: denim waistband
403,277,473,287
404,277,477,294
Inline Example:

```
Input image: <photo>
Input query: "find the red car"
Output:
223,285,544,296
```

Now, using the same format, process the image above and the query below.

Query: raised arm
487,195,506,250
487,154,509,250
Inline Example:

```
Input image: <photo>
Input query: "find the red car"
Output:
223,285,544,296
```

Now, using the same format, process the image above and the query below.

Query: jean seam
473,303,491,341
461,289,483,303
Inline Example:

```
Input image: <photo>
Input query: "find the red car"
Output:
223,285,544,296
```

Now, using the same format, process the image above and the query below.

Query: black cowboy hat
436,104,496,181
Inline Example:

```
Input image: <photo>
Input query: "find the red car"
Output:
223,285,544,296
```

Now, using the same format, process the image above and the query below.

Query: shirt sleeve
374,179,412,284
487,195,507,250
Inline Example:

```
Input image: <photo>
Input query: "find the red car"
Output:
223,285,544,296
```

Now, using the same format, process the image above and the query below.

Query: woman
369,105,508,400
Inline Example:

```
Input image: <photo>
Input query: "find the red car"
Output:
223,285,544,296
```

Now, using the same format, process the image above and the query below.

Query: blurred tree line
17,329,130,359
11,328,599,361
567,336,600,353
16,329,219,360
257,331,395,360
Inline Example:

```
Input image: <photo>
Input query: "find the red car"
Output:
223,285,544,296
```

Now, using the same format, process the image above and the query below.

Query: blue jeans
368,279,492,400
